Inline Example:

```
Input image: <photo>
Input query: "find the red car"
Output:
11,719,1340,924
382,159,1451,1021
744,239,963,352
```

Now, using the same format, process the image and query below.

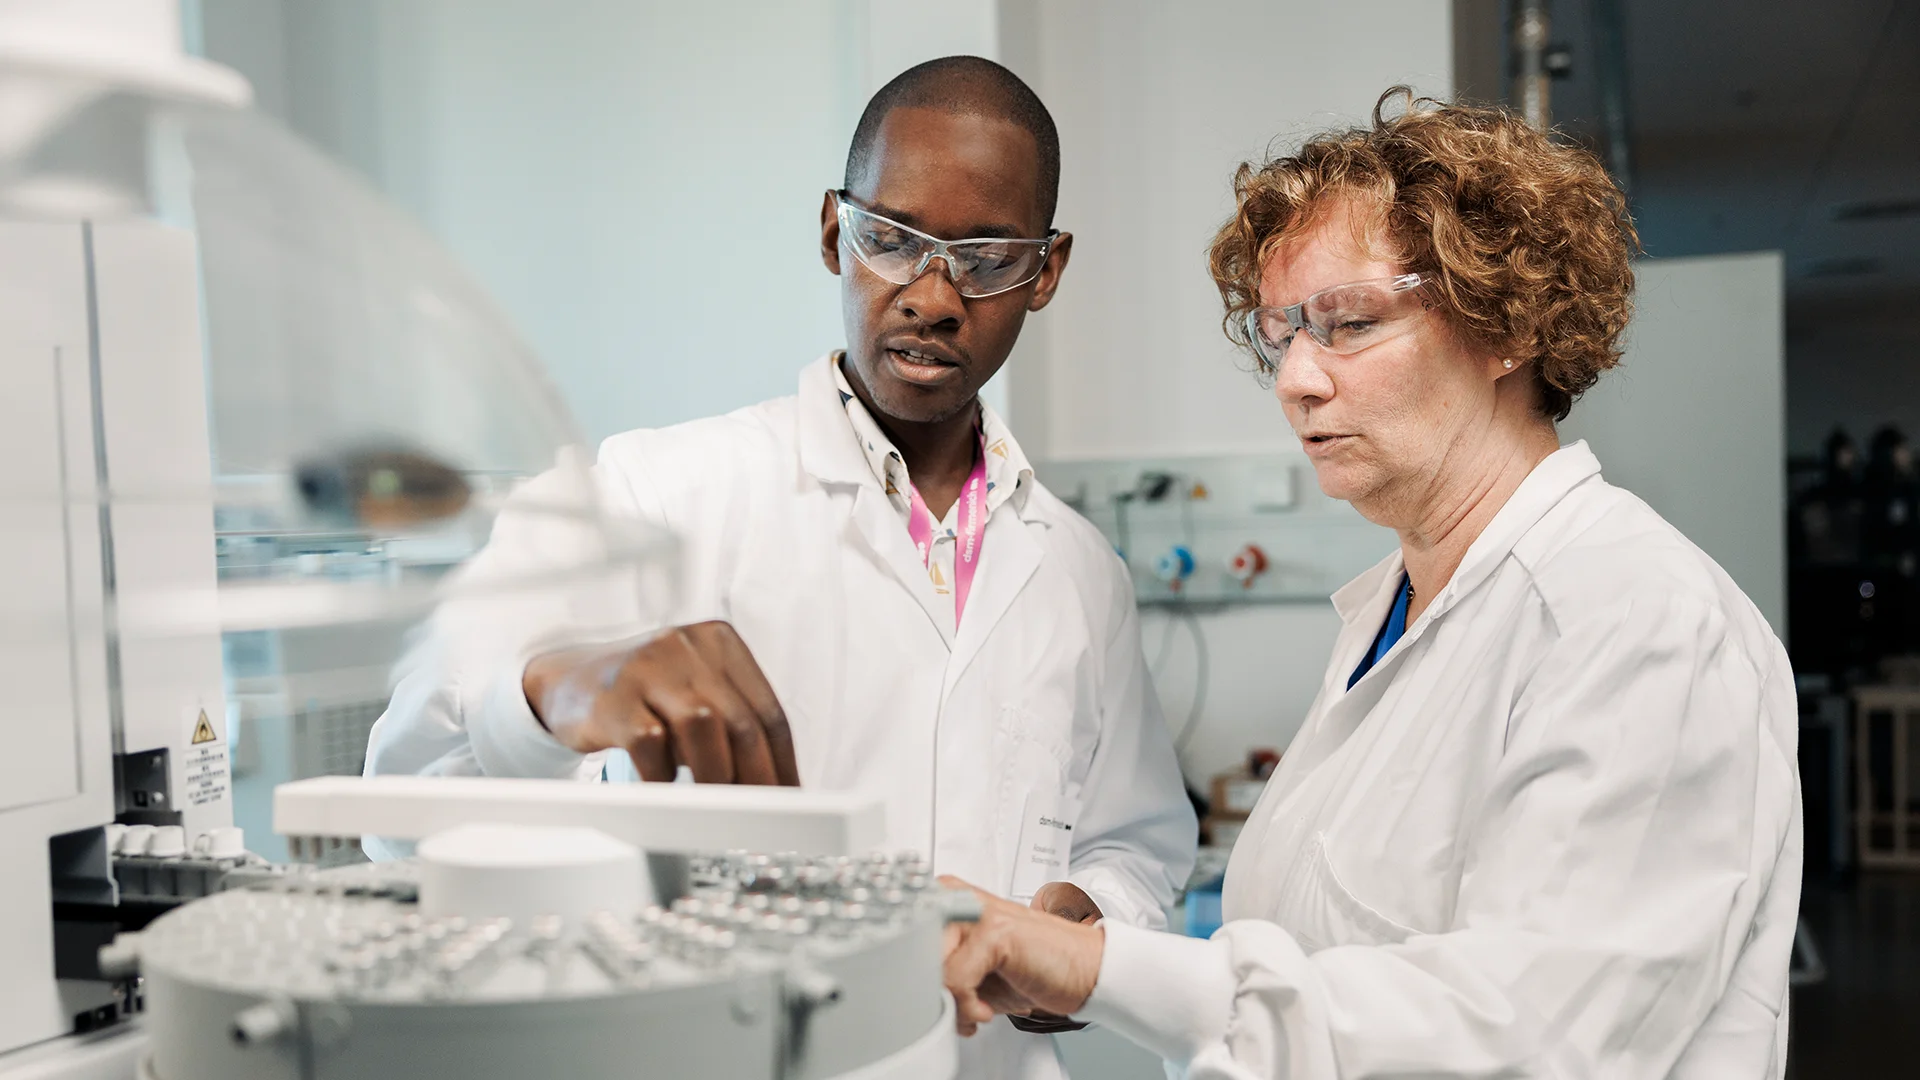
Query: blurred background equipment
222,615,425,865
1202,749,1280,853
1045,455,1391,607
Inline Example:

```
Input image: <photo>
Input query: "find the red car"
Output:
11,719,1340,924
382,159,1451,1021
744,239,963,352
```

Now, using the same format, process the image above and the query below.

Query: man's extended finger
684,667,778,785
619,699,675,782
655,701,731,782
1033,882,1102,924
727,666,798,786
703,622,801,786
641,651,734,781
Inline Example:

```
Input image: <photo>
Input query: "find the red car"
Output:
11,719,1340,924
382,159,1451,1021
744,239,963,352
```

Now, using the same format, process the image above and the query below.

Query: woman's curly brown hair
1209,87,1640,420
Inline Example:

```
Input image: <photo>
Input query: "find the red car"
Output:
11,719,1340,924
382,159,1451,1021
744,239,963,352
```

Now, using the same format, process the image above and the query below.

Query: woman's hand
940,877,1106,1037
1007,882,1103,1033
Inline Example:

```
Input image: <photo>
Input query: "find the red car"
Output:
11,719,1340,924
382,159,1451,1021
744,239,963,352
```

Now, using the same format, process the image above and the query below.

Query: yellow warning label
191,710,217,745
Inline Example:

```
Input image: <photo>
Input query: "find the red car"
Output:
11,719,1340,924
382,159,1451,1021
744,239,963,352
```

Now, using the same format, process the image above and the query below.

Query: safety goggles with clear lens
833,190,1058,299
1246,273,1432,375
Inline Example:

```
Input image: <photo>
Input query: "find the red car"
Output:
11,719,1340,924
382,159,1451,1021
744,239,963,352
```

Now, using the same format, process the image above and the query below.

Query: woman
942,90,1801,1078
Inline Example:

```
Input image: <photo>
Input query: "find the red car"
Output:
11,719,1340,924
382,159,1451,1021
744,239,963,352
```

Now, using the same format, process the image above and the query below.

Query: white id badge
1009,790,1080,902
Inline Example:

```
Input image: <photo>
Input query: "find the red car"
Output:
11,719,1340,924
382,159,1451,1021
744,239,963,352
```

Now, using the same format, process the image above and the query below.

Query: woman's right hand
940,878,1106,1036
521,621,799,785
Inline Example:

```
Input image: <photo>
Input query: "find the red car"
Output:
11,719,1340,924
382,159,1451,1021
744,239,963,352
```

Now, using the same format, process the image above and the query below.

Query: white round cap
415,824,643,925
198,826,247,859
148,825,187,858
119,824,155,855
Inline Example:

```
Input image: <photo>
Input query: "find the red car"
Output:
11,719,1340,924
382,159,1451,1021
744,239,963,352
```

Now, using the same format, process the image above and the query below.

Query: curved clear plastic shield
0,86,670,857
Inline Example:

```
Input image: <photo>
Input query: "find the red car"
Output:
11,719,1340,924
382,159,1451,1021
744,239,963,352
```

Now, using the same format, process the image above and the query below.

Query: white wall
1563,252,1787,632
1028,0,1453,460
200,0,866,443
1024,0,1452,785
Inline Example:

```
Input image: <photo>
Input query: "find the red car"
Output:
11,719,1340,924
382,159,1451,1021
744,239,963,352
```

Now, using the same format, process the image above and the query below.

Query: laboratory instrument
102,779,964,1080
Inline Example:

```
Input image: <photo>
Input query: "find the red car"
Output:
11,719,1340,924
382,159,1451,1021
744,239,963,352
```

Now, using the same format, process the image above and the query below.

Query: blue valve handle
1153,544,1196,583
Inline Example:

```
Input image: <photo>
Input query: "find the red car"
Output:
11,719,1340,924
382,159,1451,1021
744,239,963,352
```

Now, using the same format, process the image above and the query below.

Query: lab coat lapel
795,355,955,648
944,505,1044,693
1412,441,1605,626
1287,558,1408,776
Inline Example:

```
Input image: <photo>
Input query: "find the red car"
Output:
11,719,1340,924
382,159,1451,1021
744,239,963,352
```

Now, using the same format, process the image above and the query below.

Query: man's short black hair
843,55,1060,228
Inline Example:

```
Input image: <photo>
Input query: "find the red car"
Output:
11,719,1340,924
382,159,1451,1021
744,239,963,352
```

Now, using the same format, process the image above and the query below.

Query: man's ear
820,190,844,276
1027,232,1073,313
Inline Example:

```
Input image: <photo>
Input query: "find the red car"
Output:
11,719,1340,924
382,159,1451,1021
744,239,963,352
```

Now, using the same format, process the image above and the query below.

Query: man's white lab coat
1079,442,1802,1078
365,355,1197,1079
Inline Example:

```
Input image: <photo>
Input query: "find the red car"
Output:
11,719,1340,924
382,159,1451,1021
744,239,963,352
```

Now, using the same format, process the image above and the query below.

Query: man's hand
522,621,800,785
941,878,1105,1038
1032,881,1102,924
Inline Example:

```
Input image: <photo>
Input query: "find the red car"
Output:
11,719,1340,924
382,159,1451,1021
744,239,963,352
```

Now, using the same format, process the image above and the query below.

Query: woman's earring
1502,359,1514,369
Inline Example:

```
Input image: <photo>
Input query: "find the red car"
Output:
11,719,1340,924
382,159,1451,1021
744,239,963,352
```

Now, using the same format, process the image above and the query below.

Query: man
365,56,1194,1077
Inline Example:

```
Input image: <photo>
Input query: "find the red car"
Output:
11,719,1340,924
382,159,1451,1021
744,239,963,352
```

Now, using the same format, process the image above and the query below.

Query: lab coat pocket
992,706,1073,900
1287,832,1423,952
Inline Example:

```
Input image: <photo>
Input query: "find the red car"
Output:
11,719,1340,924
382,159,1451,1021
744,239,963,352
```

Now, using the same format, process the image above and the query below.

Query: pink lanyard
905,446,989,627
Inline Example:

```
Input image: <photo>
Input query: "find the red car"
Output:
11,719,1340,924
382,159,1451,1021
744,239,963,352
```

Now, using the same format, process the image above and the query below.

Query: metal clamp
779,961,843,1075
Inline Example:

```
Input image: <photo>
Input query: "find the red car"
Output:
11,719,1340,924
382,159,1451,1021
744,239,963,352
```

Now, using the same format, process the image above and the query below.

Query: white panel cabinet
1563,252,1786,633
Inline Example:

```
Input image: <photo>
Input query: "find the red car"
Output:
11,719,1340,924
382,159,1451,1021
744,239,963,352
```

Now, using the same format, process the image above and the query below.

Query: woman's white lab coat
1079,442,1802,1078
364,356,1195,1080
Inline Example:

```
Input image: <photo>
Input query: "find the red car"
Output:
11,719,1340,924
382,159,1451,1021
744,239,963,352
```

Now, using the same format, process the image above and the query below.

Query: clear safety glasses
1246,273,1432,375
833,190,1058,298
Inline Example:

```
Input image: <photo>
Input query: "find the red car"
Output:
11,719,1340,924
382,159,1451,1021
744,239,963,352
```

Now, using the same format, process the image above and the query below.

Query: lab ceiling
1533,0,1919,330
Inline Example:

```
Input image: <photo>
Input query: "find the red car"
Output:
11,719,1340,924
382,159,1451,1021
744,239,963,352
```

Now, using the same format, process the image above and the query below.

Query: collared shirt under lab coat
1080,442,1802,1079
363,355,1197,1080
832,357,1031,624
